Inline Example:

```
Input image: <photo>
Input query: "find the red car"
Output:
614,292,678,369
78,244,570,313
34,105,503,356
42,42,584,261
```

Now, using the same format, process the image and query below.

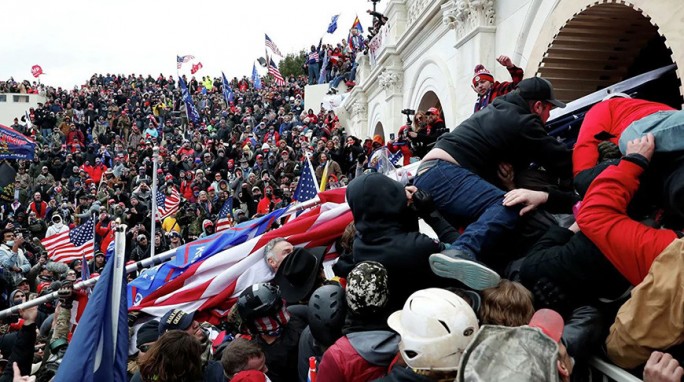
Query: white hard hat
387,288,479,371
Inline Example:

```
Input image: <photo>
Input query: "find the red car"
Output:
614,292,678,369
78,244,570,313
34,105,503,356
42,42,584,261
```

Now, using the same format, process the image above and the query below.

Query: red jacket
573,99,674,176
29,201,48,219
317,336,389,382
577,159,678,285
96,220,115,254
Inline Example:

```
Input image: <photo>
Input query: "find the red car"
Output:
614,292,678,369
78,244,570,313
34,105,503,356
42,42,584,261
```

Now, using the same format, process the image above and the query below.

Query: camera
401,109,415,116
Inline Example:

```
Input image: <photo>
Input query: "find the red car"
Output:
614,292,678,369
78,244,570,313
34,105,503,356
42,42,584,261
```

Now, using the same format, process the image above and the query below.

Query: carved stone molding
442,0,496,39
407,0,431,26
351,100,368,119
378,70,403,93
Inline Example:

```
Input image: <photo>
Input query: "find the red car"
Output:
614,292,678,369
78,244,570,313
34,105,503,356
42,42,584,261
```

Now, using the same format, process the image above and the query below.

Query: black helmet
237,283,282,322
307,284,347,347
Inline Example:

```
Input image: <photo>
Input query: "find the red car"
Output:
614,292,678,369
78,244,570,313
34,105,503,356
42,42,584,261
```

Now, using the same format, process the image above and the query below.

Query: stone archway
373,122,385,139
417,91,443,118
528,1,683,107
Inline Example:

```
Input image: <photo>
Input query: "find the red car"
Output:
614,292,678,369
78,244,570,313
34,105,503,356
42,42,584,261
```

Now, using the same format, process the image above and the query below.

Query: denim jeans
414,160,520,258
307,63,320,85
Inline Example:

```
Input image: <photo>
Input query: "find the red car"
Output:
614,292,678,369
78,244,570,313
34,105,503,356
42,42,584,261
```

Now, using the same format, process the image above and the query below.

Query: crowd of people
1,42,684,381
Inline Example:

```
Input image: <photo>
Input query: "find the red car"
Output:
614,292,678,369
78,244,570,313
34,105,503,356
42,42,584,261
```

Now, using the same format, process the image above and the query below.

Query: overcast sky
2,0,385,88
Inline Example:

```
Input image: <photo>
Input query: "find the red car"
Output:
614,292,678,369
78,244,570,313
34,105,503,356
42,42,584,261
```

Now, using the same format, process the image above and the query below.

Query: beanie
346,261,389,315
473,64,494,86
137,320,160,348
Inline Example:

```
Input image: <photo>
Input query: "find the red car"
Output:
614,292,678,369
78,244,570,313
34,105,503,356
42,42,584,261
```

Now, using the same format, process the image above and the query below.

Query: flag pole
111,223,127,363
150,146,159,260
0,181,355,318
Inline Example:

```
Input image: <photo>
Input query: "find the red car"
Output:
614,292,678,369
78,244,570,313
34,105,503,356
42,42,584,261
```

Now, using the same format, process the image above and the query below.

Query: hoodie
45,215,69,238
346,173,447,311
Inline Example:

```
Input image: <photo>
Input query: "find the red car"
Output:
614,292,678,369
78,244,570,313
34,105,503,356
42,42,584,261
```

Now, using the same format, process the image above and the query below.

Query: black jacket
519,225,630,308
434,92,572,184
346,173,452,311
374,365,434,382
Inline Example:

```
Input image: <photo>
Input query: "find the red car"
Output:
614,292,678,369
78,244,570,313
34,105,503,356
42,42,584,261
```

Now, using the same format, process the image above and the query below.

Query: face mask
6,241,14,247
13,299,23,306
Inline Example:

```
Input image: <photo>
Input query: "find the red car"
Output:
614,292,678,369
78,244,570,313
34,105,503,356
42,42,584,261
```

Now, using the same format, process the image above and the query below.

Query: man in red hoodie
577,133,684,368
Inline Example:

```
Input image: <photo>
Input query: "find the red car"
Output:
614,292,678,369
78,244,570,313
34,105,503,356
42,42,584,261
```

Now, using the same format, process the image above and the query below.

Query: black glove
411,189,436,218
57,280,74,309
532,277,570,316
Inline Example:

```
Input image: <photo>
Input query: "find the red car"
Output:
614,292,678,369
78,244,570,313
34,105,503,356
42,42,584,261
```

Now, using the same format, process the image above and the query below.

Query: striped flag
215,198,234,232
177,54,195,69
128,189,350,323
127,207,287,308
268,58,286,86
294,158,319,202
265,34,283,57
156,187,181,220
42,218,95,264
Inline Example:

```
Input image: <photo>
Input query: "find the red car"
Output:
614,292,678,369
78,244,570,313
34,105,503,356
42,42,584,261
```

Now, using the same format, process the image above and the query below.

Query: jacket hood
346,173,418,237
347,330,400,366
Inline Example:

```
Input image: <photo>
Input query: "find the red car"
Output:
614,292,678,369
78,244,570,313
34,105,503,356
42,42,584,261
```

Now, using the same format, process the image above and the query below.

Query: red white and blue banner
0,124,36,160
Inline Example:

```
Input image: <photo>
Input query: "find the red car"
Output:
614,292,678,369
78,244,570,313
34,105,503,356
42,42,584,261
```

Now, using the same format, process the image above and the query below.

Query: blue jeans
307,63,320,85
414,160,520,258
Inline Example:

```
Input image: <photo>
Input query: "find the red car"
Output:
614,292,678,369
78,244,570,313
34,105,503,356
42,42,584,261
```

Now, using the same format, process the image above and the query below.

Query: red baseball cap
426,107,440,115
529,309,564,343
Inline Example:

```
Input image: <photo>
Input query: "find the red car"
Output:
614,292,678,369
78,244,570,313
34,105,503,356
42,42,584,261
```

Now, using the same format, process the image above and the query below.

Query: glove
411,189,436,218
531,277,570,316
57,280,74,309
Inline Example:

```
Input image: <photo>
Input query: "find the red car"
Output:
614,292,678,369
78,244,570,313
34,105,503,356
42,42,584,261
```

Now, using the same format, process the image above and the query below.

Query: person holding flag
221,72,234,105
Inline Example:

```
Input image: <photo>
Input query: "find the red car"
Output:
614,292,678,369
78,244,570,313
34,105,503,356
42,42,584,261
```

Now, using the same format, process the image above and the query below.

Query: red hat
529,309,564,343
372,135,384,146
472,64,494,86
157,169,163,174
256,154,263,159
207,186,215,192
232,371,268,382
165,174,173,181
426,107,440,116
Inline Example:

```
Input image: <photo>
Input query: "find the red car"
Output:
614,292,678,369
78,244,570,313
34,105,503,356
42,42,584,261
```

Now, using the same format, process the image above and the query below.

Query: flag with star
216,198,234,232
265,34,283,57
294,157,319,202
156,187,181,220
42,218,95,264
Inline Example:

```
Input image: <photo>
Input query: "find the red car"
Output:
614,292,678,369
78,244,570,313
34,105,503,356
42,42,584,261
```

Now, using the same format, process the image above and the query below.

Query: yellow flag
319,162,330,192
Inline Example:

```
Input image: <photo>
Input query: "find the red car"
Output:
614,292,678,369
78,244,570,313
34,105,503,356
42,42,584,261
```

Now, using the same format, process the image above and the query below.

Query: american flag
215,198,234,232
265,34,283,57
42,218,95,264
156,187,181,220
268,58,286,86
128,189,350,323
294,158,319,202
308,51,320,62
177,54,195,69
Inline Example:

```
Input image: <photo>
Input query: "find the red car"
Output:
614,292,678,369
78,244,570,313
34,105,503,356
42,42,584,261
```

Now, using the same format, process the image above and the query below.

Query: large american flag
156,187,181,220
42,218,95,264
265,34,283,57
177,54,195,69
215,198,234,232
128,189,349,323
268,58,286,86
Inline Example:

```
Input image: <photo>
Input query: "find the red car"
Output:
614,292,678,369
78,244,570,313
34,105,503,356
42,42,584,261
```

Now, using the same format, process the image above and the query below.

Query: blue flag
54,240,127,382
178,77,200,123
327,14,340,33
128,207,286,307
222,72,234,104
251,63,262,90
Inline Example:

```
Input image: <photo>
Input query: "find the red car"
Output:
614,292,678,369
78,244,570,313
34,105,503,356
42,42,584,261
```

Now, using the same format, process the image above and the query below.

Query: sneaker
429,249,500,290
